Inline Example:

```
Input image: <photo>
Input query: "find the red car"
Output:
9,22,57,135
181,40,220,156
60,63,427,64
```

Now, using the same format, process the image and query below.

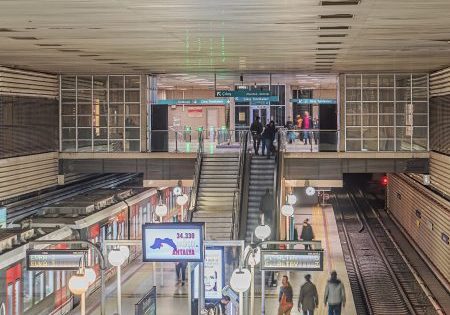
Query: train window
7,283,13,315
46,271,54,296
34,272,45,303
14,280,20,315
23,271,33,311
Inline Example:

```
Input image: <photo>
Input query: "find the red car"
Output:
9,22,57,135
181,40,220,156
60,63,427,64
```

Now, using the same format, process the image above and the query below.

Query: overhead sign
26,250,87,271
261,250,324,271
215,90,271,97
234,96,279,102
0,207,6,228
290,98,337,104
135,286,156,315
194,247,225,300
156,99,230,105
142,223,204,262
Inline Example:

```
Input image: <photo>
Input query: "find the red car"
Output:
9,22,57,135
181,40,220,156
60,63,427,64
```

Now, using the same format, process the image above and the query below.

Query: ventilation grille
0,66,58,98
430,67,450,97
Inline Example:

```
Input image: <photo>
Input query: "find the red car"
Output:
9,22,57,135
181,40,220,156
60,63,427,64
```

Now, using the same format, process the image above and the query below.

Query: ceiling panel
0,0,449,74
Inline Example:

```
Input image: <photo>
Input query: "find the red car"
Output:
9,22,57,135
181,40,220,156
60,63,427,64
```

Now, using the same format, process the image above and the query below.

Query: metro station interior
0,1,449,315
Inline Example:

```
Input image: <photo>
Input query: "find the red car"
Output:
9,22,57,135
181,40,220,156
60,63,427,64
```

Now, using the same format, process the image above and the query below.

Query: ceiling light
58,49,82,52
317,42,342,44
321,0,360,5
319,34,347,37
317,47,341,50
320,14,354,19
319,26,350,30
9,36,38,40
36,43,63,47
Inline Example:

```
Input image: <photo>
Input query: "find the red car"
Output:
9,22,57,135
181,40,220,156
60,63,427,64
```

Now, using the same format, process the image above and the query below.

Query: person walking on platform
278,275,294,315
324,271,346,315
250,116,263,155
259,188,274,236
298,274,319,315
299,218,315,250
175,261,187,286
261,120,276,159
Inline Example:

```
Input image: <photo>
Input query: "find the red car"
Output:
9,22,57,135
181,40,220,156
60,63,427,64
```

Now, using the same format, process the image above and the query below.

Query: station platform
69,205,356,315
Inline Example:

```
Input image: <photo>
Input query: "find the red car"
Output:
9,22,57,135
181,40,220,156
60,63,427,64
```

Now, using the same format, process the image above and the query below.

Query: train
0,185,183,315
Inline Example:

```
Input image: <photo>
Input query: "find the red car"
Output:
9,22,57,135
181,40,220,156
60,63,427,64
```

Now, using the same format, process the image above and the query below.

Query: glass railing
149,128,248,153
279,128,339,152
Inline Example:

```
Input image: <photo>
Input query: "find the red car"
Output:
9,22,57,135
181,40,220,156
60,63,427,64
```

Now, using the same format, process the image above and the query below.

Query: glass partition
60,75,141,152
344,74,428,152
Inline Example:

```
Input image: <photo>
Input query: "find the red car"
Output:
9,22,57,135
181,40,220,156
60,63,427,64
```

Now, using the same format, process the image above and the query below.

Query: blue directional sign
156,99,230,105
234,96,279,102
290,98,337,104
215,90,271,97
0,207,6,228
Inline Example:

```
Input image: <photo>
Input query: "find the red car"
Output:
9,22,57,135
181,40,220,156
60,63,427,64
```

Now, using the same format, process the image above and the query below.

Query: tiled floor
70,205,356,315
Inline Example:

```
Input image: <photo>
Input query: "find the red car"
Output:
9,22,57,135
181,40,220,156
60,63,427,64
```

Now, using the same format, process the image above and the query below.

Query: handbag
280,293,293,312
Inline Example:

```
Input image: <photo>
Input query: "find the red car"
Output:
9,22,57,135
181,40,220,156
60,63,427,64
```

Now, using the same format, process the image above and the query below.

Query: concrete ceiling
0,0,450,74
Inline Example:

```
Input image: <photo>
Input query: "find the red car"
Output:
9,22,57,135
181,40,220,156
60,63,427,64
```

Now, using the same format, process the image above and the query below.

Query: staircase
245,156,276,243
192,154,239,240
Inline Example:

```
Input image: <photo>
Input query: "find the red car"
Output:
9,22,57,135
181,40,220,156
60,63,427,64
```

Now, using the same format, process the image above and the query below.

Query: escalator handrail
188,132,204,221
232,131,249,239
273,131,283,240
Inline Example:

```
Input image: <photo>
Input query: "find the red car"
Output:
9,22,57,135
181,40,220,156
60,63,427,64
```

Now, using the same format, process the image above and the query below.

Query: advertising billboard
194,247,225,300
142,223,204,262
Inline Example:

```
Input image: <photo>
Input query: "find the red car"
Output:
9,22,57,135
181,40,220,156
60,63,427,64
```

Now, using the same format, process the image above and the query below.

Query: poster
194,247,225,300
142,223,204,262
188,107,203,118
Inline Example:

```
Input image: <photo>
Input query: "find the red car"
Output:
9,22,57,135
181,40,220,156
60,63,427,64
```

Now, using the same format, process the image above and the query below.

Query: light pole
108,246,130,315
176,193,189,222
154,194,168,287
254,214,271,315
68,259,91,315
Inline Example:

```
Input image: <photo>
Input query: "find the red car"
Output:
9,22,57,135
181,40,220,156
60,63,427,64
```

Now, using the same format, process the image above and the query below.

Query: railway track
333,188,439,315
4,173,138,223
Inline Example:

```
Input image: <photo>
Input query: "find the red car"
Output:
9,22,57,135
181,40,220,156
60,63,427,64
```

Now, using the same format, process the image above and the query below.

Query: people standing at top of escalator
302,111,313,145
312,116,319,145
250,116,263,155
261,120,276,159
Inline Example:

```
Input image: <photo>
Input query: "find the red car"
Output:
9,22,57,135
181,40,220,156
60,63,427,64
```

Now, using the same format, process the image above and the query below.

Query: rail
273,131,283,240
231,131,249,240
187,132,204,221
333,188,440,315
278,127,339,152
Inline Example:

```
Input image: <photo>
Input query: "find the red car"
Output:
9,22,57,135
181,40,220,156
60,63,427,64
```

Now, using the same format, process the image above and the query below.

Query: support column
148,75,158,151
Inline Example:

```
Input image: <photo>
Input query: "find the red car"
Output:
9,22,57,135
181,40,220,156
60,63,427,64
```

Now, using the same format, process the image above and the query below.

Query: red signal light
381,176,388,186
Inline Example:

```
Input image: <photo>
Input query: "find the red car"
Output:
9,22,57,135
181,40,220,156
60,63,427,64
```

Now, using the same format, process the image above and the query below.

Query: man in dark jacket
259,188,274,236
250,116,263,155
299,218,315,250
298,274,319,315
262,120,276,159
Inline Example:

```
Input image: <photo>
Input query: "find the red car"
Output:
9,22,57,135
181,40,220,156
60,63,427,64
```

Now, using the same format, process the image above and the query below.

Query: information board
142,223,204,262
135,286,156,315
261,250,324,271
0,207,6,228
194,247,225,300
26,250,87,271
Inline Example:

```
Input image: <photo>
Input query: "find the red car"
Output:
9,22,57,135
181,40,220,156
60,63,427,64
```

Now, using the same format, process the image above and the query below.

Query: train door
6,264,21,315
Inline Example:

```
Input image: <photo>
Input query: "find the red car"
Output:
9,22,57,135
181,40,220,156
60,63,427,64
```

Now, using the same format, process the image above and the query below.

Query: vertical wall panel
387,174,450,283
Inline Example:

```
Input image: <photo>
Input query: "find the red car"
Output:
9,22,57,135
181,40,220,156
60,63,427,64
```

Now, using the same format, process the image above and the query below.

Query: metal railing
231,131,249,240
278,127,339,152
273,132,283,240
187,132,204,220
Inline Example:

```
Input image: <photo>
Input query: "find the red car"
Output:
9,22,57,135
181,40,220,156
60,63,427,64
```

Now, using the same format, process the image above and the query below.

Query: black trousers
176,263,186,281
252,135,261,154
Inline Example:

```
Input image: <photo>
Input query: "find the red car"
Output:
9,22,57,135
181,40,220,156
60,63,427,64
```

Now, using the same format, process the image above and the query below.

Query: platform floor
69,205,356,315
